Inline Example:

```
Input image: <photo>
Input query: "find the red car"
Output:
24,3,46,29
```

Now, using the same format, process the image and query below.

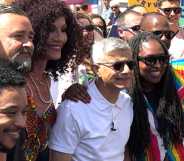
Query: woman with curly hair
7,0,83,161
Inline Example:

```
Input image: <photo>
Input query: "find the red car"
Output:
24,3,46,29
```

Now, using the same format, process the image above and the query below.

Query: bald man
140,12,176,49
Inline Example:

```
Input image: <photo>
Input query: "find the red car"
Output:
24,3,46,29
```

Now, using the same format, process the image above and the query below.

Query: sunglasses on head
152,30,177,39
160,7,182,15
81,25,95,32
138,54,170,67
97,60,135,72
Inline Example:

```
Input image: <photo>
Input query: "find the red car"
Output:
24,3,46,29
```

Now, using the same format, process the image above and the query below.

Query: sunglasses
129,25,141,32
160,7,182,15
119,25,140,35
97,60,135,72
152,30,177,39
138,54,170,67
81,25,95,32
111,6,119,9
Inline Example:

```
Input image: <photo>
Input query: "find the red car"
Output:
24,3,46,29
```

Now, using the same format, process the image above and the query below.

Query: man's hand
62,83,91,104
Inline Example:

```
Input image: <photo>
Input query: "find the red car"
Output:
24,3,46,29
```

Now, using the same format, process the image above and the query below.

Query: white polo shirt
49,80,133,161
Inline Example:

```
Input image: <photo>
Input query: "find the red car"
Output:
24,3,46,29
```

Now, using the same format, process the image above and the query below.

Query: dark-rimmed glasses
97,60,135,72
118,25,141,35
138,54,170,67
160,7,182,15
111,6,119,10
152,30,177,40
129,25,141,32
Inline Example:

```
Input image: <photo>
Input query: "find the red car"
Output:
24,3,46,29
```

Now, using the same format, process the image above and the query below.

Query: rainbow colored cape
170,58,184,102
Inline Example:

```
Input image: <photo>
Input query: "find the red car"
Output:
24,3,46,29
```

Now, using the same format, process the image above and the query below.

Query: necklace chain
29,74,53,104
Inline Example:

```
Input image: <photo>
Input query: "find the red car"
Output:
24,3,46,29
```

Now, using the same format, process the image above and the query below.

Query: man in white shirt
101,0,112,25
49,37,134,161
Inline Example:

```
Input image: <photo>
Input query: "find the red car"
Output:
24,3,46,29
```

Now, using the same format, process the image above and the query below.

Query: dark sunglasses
138,54,170,67
111,6,119,9
130,25,141,32
160,7,182,15
81,25,95,32
97,60,135,71
152,30,177,39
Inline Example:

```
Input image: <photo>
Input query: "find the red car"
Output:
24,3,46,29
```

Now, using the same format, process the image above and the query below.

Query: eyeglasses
160,7,182,15
111,6,119,10
152,30,177,39
81,25,95,32
138,54,170,67
129,25,141,32
97,60,135,72
120,25,140,34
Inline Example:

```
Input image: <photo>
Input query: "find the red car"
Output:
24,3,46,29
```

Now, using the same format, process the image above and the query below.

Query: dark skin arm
62,83,91,103
49,150,72,161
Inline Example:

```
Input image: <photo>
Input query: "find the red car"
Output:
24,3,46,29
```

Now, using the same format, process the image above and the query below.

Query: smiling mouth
115,77,131,81
48,44,62,48
150,71,162,76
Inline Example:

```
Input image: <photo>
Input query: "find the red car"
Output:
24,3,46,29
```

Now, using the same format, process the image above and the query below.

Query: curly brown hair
14,0,84,79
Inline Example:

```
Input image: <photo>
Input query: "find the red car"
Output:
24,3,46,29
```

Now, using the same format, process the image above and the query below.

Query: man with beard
0,4,34,73
0,3,34,160
0,59,27,160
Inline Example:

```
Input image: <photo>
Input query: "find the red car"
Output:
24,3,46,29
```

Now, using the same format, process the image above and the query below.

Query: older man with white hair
49,37,134,161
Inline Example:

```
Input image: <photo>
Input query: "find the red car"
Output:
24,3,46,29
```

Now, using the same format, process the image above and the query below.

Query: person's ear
118,28,126,39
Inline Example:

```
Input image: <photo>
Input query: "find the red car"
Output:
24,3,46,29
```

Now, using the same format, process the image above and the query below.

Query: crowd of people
0,0,184,161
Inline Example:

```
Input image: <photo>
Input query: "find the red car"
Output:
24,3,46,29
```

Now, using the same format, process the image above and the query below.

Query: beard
10,47,33,74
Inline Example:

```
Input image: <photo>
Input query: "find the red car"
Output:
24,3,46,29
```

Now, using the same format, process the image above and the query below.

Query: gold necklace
29,74,53,104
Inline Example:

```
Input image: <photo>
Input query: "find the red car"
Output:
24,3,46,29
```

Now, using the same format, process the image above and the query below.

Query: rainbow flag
170,58,184,102
165,144,184,161
140,131,184,161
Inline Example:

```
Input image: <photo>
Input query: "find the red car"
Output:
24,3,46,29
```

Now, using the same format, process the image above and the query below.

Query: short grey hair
91,37,131,64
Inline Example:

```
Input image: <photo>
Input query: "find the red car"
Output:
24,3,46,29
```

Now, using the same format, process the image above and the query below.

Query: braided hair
127,32,184,160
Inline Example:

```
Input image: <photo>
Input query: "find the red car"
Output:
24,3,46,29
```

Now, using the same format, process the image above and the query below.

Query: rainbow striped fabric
139,57,184,161
171,58,184,102
138,130,184,161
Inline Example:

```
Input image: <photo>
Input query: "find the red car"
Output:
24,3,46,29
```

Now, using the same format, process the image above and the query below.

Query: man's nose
170,10,175,16
161,34,168,41
154,60,162,67
23,41,34,54
121,64,132,73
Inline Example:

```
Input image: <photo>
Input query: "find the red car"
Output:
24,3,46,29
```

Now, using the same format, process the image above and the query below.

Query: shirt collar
89,80,124,110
